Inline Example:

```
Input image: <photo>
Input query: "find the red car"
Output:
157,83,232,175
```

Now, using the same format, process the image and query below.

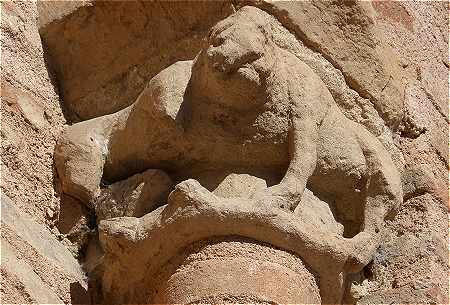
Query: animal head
190,6,279,111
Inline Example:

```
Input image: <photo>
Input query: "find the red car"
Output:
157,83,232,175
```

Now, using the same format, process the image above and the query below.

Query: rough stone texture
56,6,403,242
235,2,449,303
98,179,377,304
1,0,65,227
241,1,406,130
214,174,343,235
295,189,344,236
57,194,94,256
351,2,449,303
95,169,173,222
2,1,447,304
1,1,88,303
39,0,234,121
37,0,91,30
150,237,321,304
1,194,87,303
50,4,450,304
213,173,267,199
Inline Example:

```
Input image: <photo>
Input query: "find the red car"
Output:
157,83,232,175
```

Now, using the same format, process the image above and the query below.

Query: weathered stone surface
2,84,49,130
54,60,193,204
53,113,117,204
57,194,93,256
348,2,449,303
352,193,449,304
37,0,92,29
55,6,406,303
241,0,405,130
39,0,234,121
1,2,88,303
150,238,321,304
213,173,267,199
295,189,344,236
1,194,87,303
95,169,173,222
402,164,437,200
215,174,344,235
56,6,402,242
1,0,65,226
1,241,63,304
2,0,447,304
99,179,376,304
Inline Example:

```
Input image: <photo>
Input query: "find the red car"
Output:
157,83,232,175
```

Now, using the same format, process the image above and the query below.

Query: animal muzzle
205,41,263,74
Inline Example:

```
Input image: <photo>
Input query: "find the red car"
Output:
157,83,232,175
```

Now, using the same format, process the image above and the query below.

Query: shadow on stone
70,281,90,305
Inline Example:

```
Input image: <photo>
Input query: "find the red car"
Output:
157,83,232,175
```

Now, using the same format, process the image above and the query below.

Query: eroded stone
1,194,86,303
55,6,404,304
95,169,173,222
150,238,321,304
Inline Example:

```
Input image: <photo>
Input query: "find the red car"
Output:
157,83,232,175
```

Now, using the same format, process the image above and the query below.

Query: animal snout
206,42,263,74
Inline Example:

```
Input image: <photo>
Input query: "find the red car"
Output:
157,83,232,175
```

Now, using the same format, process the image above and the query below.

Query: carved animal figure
55,6,402,270
187,7,403,240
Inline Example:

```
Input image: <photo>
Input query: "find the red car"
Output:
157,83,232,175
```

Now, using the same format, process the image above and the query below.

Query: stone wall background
1,1,85,303
356,2,449,303
1,1,448,303
2,0,64,227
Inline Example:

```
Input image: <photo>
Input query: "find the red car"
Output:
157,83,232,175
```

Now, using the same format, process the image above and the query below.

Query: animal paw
168,179,217,207
251,184,299,211
344,231,379,273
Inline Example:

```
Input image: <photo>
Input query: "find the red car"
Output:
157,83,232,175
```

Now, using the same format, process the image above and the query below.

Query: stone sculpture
54,6,403,304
